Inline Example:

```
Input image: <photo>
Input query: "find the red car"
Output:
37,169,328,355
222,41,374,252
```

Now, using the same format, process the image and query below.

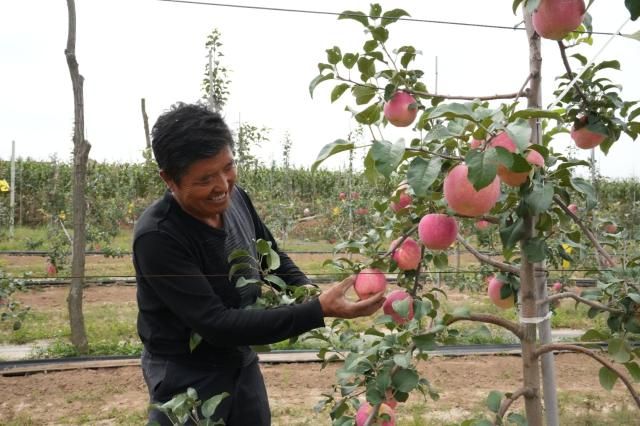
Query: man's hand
318,275,385,318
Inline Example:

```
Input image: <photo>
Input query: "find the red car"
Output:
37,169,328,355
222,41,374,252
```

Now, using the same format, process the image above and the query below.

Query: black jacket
133,186,324,366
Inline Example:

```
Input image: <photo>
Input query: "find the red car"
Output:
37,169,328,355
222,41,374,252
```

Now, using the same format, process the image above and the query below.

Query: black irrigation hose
0,342,627,377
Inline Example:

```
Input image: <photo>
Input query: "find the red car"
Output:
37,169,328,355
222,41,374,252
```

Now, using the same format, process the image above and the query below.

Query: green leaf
392,368,419,393
580,329,608,342
510,108,564,122
228,262,250,280
486,390,503,413
369,26,389,42
465,149,498,190
506,119,532,151
331,83,349,103
326,46,342,65
392,298,411,320
407,156,442,197
393,354,410,369
256,239,271,256
428,102,476,122
500,218,526,252
608,337,632,363
363,39,378,52
599,366,618,390
570,177,597,208
412,333,437,351
433,252,449,269
235,277,259,288
189,332,202,352
523,237,547,262
506,412,527,426
381,8,410,26
338,10,369,26
593,60,621,73
342,53,358,69
370,139,405,178
264,274,286,291
201,392,230,418
309,73,334,98
625,362,640,382
369,3,382,19
526,0,541,13
354,102,381,125
228,249,250,263
623,30,640,41
312,139,354,171
524,181,554,215
512,0,525,14
351,84,378,105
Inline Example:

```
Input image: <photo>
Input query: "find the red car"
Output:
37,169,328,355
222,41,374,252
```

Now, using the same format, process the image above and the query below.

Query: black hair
151,102,234,183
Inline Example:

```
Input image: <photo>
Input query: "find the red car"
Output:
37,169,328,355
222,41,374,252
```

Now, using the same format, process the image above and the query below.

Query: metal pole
9,140,16,237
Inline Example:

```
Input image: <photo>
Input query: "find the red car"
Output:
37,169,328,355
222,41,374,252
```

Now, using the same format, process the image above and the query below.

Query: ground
0,287,637,425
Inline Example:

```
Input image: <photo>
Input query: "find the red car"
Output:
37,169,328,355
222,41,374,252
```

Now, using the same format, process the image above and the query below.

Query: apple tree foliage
308,2,640,424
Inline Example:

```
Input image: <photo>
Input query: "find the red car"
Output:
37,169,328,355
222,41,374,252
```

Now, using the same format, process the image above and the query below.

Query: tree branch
446,313,523,340
411,245,426,297
404,147,464,162
553,195,615,267
334,76,527,102
457,235,520,275
534,343,640,409
540,292,624,314
495,387,535,424
557,41,591,106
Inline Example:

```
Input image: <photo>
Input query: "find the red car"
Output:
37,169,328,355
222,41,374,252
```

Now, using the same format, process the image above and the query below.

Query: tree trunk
141,98,151,149
520,10,544,426
65,0,90,354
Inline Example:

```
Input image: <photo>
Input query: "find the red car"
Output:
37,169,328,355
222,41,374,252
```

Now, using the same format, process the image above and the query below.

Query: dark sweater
133,186,324,366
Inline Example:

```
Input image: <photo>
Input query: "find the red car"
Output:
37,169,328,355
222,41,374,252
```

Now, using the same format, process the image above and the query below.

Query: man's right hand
318,275,385,318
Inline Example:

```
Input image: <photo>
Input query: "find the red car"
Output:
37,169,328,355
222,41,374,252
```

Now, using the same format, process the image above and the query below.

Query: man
133,102,384,425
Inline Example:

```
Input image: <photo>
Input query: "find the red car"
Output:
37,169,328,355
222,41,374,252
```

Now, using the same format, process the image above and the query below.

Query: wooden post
520,11,544,426
141,98,151,150
9,140,16,238
65,0,90,354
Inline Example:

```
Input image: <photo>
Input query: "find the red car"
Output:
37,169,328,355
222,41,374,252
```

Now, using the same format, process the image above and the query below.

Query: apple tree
308,1,640,425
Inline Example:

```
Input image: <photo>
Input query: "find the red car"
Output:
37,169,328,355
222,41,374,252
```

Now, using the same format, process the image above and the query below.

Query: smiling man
133,102,384,425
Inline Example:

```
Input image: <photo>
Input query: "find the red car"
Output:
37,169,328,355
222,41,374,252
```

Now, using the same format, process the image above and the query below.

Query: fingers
351,290,385,316
337,275,356,293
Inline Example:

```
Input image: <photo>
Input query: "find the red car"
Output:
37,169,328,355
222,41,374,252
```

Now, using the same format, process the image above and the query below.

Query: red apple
355,402,395,426
475,220,491,231
443,164,501,217
604,223,618,234
46,262,57,277
339,192,347,201
383,290,415,324
390,237,421,270
384,389,398,409
418,214,458,250
567,204,579,215
533,0,585,40
384,91,418,127
390,192,412,212
470,138,483,149
489,133,544,187
355,207,369,215
488,276,515,309
552,281,563,292
571,117,607,149
354,268,387,300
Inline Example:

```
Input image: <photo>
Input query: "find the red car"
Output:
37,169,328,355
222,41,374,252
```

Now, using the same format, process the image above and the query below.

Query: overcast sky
1,0,639,178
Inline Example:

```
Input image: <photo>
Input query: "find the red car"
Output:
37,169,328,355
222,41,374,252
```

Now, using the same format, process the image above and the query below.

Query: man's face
162,145,237,223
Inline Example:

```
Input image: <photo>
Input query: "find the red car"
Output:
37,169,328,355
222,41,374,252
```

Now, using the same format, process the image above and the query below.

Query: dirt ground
1,286,636,425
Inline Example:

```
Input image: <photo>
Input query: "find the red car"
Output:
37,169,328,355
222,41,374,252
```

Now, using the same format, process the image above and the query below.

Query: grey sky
1,0,638,178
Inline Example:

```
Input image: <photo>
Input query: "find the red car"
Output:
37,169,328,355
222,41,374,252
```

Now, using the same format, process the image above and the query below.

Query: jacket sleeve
238,187,312,286
134,231,324,346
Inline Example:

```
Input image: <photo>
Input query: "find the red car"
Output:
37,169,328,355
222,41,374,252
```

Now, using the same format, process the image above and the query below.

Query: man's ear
159,170,176,191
